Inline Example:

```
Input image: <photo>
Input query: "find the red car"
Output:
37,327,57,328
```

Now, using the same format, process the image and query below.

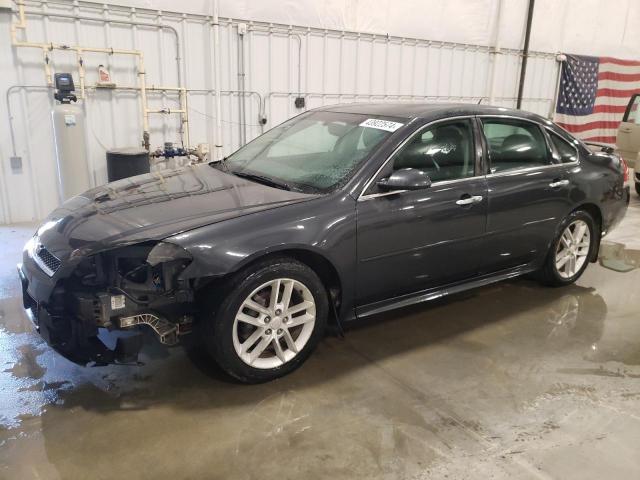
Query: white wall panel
1,0,562,224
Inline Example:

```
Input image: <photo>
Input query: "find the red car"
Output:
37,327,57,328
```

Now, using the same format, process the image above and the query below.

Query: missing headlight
146,241,192,267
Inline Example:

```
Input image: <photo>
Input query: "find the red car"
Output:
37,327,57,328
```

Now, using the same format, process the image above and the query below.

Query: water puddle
598,241,640,272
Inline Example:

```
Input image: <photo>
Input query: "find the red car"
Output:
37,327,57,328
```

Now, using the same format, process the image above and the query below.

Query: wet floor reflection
599,240,640,272
0,278,617,427
2,221,640,478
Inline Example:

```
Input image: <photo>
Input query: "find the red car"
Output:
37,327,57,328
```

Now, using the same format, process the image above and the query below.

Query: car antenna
477,98,483,105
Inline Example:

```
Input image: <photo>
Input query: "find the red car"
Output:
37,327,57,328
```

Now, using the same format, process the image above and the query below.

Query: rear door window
482,119,552,173
548,132,578,163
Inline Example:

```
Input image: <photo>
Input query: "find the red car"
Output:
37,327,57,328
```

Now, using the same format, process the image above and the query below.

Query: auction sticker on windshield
359,118,404,132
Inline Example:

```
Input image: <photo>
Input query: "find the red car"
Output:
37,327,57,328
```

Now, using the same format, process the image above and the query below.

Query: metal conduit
24,0,557,60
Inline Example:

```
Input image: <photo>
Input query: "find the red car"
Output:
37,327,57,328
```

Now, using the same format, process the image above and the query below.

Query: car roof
316,102,547,123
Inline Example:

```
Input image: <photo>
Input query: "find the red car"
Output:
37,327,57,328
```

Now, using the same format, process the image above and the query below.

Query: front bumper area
18,262,130,364
17,261,181,365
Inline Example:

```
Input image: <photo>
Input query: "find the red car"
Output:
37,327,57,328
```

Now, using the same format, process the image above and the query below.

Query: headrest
433,126,463,141
502,134,535,152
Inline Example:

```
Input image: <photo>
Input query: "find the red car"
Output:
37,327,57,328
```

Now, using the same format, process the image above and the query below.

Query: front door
616,94,640,169
478,117,576,273
356,118,487,307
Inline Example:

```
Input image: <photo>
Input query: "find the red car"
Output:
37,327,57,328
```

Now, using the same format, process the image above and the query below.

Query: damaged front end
19,240,195,365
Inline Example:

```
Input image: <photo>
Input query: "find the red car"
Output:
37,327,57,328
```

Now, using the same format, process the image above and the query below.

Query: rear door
478,117,576,273
616,94,640,168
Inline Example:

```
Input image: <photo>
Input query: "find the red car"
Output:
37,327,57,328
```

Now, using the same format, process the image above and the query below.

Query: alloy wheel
555,219,591,279
232,278,316,369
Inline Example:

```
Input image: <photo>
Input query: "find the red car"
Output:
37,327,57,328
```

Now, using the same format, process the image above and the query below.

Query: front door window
391,120,476,182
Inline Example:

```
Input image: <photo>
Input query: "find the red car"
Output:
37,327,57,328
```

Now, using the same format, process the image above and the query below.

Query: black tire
539,209,597,287
635,182,640,196
200,257,328,383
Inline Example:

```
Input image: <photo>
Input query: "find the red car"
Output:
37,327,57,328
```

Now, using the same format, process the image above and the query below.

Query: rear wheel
539,210,596,286
634,181,640,196
202,258,328,383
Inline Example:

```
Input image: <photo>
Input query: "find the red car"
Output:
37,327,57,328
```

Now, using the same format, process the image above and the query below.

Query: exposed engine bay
21,241,197,365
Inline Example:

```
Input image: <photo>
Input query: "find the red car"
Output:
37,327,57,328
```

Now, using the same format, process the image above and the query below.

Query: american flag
554,54,640,144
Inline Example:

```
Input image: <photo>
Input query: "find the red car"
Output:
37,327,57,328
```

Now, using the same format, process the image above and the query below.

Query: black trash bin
106,148,150,182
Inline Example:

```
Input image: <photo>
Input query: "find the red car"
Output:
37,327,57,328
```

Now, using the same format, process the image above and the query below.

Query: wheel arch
575,202,602,231
236,247,343,307
193,246,344,318
573,202,603,262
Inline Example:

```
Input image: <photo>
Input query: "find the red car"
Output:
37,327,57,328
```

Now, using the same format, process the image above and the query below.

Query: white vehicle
617,94,640,195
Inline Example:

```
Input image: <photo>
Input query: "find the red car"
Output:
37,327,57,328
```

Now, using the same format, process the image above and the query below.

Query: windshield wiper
231,171,292,191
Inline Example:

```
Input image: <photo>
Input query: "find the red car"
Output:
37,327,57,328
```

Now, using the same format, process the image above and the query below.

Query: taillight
621,155,629,183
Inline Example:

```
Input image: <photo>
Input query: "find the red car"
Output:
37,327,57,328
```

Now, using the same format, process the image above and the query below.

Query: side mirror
377,168,432,191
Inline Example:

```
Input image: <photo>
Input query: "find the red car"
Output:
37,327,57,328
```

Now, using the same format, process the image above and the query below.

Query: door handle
456,195,483,205
549,179,569,188
620,128,632,133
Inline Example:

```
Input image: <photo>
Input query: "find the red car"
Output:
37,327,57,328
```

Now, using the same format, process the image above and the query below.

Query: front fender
168,194,358,316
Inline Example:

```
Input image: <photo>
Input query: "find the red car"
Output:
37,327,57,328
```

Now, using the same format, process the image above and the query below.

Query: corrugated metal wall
0,0,559,224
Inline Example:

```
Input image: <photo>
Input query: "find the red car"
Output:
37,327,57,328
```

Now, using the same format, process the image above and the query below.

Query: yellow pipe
147,85,187,92
181,88,190,149
10,0,27,40
17,0,26,28
10,2,191,150
145,109,187,114
137,52,148,143
77,50,85,99
42,47,52,86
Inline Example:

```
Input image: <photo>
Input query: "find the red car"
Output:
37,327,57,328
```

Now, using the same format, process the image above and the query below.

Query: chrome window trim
358,115,479,201
484,161,573,179
358,113,582,201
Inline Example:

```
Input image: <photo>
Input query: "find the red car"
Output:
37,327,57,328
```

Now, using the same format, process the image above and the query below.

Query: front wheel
202,258,328,383
539,210,596,287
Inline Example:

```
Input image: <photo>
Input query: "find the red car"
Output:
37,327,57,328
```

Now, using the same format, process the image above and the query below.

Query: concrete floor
1,201,640,480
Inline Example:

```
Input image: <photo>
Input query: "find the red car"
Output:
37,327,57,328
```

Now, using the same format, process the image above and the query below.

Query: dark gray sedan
18,103,629,383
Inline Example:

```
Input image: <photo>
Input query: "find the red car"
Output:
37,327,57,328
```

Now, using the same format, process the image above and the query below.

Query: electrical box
54,73,77,103
10,156,22,174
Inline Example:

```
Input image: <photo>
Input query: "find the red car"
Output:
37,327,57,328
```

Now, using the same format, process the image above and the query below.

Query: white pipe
0,150,11,224
487,0,504,105
212,0,223,159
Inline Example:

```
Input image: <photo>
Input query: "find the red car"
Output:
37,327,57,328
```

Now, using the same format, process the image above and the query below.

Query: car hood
36,164,318,259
